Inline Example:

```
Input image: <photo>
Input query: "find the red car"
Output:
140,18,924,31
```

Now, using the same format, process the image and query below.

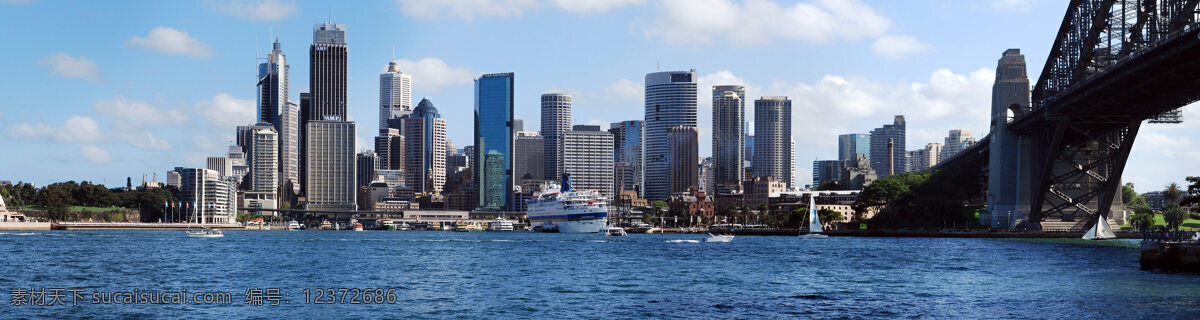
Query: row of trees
852,168,985,229
0,181,180,222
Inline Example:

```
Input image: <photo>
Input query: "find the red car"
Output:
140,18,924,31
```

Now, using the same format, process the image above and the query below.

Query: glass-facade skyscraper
474,73,515,211
609,120,643,197
644,70,698,201
838,133,870,165
869,115,906,177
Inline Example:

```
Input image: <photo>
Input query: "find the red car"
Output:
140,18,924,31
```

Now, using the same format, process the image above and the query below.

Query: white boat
488,217,515,231
799,193,828,239
703,233,734,242
186,228,224,238
526,174,609,234
286,220,301,230
603,226,627,236
353,222,364,232
1082,215,1116,240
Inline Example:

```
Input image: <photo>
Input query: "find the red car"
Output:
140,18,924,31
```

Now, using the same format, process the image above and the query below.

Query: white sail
809,207,823,234
0,194,7,211
1082,215,1117,240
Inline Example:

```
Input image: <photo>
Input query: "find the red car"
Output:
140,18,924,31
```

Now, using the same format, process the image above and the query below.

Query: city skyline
1,0,1196,191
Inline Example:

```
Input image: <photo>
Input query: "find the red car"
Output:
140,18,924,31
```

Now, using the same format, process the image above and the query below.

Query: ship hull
528,211,609,234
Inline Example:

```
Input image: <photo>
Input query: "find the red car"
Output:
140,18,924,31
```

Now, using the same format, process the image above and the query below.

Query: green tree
1121,182,1147,207
815,181,840,191
1163,203,1187,232
1130,204,1155,233
818,208,843,227
1165,182,1183,204
47,205,70,222
787,209,807,229
1181,176,1200,209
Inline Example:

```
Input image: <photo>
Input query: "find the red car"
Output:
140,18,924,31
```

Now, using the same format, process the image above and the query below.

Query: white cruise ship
526,174,608,233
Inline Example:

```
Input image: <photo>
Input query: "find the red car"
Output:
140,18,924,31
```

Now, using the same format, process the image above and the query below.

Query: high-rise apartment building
644,70,697,200
474,73,515,211
940,129,975,162
403,98,447,195
668,126,698,195
172,167,237,224
541,93,572,183
562,127,615,199
249,124,279,193
753,96,793,188
379,60,412,132
280,101,299,194
869,115,907,177
712,89,744,194
907,143,942,172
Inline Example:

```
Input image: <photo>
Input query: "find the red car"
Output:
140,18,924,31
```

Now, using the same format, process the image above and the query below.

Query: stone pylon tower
984,49,1033,229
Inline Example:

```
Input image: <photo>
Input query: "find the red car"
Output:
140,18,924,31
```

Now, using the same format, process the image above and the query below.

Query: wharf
1141,240,1200,272
53,222,243,230
0,221,52,231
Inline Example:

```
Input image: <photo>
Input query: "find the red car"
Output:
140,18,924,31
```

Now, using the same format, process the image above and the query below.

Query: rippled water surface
2,231,1199,319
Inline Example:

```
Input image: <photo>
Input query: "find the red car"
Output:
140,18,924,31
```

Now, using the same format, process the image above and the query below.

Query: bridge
931,0,1200,230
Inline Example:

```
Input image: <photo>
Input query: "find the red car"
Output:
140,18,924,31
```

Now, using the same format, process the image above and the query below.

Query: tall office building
608,120,643,197
309,21,348,122
744,121,754,168
668,126,698,194
712,89,744,194
541,93,572,182
513,118,524,132
514,132,545,185
940,129,975,162
258,38,289,124
379,60,413,132
236,125,254,156
403,98,447,195
644,70,698,200
474,73,515,211
375,128,404,171
753,96,794,188
869,115,907,177
356,151,378,197
563,126,615,199
838,133,870,164
812,160,840,187
305,120,356,211
279,101,299,194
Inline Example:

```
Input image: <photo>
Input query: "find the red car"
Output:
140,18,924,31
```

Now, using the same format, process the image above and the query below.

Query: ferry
488,217,514,231
526,174,608,233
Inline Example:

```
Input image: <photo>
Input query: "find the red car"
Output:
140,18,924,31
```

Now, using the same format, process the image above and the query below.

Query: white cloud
391,58,477,92
991,0,1032,11
397,0,538,20
79,145,112,163
872,35,931,60
605,78,642,102
195,93,255,129
643,0,892,47
126,27,213,59
9,116,105,144
120,132,174,151
211,0,297,21
552,0,642,14
94,96,187,127
37,53,99,81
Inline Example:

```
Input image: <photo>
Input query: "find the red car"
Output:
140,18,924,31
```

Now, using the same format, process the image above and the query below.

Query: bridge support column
984,49,1032,229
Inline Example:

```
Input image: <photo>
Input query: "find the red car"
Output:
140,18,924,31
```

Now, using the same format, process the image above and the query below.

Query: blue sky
0,0,1195,192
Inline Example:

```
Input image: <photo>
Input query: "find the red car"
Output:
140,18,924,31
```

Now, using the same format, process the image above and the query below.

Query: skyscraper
869,115,906,177
608,120,643,197
644,70,697,200
403,98,447,195
258,38,288,125
279,101,299,194
940,129,975,162
753,96,793,188
712,89,744,194
563,126,615,199
514,132,545,185
305,120,356,211
308,21,348,122
838,133,870,165
812,160,840,187
374,128,404,171
541,93,572,182
474,73,515,211
356,151,378,198
906,143,942,172
172,167,237,224
668,126,698,195
379,60,412,132
249,124,279,194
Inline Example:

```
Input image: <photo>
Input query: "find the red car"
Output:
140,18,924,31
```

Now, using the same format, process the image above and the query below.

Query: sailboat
185,201,223,238
800,193,828,239
1081,214,1116,240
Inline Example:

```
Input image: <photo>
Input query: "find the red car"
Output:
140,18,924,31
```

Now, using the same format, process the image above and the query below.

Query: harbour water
3,231,1200,319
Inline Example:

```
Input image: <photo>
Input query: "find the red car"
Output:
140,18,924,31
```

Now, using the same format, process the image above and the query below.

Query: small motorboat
703,233,734,243
186,228,224,238
603,226,627,236
353,222,364,231
286,220,301,230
